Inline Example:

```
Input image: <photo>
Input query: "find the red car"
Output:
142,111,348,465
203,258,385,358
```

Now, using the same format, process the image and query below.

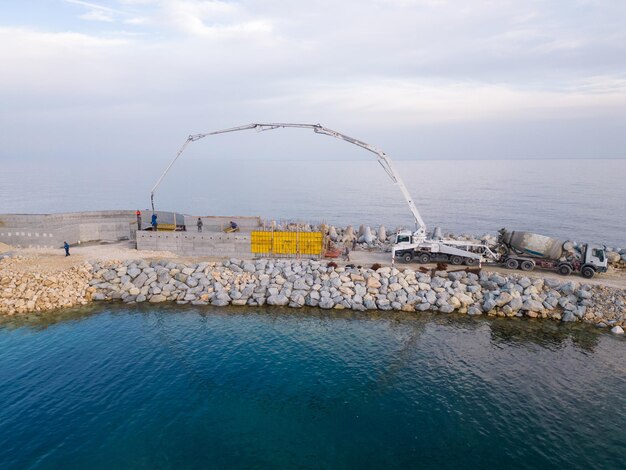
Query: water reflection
0,303,606,354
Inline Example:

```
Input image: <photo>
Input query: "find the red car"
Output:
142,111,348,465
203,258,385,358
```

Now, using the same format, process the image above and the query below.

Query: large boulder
132,272,148,288
607,251,621,263
267,294,289,306
522,299,544,312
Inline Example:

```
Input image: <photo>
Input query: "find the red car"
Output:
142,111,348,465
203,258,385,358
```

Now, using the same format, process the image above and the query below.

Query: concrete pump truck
149,122,499,266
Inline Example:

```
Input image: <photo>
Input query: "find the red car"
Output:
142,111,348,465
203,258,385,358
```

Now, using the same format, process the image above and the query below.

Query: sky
0,0,625,162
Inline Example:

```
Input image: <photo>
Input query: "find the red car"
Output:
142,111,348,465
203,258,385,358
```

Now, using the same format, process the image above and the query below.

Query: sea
1,158,625,469
0,305,625,469
1,158,625,247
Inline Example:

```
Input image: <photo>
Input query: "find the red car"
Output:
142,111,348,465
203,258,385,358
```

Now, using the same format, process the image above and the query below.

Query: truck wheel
450,256,463,265
401,252,413,263
418,253,430,264
505,258,519,270
581,265,595,279
520,260,535,271
465,258,479,266
557,264,572,276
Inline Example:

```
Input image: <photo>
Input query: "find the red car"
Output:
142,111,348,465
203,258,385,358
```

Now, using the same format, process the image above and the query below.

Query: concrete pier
0,211,261,257
0,211,137,248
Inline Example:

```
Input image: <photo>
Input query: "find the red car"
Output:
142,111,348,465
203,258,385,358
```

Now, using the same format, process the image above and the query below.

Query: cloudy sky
1,0,625,162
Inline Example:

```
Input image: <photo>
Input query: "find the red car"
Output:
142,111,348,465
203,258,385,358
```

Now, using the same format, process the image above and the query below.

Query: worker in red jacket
135,210,141,230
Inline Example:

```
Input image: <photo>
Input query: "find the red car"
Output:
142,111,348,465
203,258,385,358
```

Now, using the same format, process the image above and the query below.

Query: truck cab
394,230,413,245
583,244,608,274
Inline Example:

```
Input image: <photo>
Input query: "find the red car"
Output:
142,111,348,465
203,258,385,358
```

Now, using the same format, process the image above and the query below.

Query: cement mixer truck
497,229,608,278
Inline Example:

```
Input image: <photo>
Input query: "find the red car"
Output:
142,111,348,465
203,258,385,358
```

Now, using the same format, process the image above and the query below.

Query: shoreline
1,246,625,334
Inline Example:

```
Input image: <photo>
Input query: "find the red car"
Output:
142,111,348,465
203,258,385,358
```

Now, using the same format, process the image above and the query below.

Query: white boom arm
150,123,427,237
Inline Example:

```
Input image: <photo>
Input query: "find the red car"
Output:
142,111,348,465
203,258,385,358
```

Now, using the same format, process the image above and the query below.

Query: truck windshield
592,249,605,262
397,235,411,243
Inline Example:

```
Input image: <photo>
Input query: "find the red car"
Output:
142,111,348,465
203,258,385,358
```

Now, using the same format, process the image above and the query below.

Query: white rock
358,226,374,244
328,226,338,241
343,225,355,242
267,294,289,306
378,225,387,242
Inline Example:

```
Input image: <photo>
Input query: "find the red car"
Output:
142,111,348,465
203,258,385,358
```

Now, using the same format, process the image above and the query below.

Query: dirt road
349,251,626,290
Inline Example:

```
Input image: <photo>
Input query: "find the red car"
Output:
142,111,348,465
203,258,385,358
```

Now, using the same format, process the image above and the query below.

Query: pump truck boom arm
150,123,427,236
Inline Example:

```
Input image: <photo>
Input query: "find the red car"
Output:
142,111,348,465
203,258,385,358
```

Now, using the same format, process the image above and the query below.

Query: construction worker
135,210,142,230
63,241,70,257
229,220,238,231
197,218,203,233
151,213,158,231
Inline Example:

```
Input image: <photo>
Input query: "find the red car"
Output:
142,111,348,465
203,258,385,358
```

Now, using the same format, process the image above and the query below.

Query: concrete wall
0,211,140,248
137,231,251,257
0,211,259,252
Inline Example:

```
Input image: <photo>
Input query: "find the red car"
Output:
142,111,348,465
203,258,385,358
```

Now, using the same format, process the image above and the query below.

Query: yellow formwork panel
299,232,323,255
251,231,273,253
251,231,323,255
273,231,297,255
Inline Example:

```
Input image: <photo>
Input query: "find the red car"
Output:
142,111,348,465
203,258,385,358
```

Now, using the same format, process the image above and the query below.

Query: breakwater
2,256,625,332
87,258,626,331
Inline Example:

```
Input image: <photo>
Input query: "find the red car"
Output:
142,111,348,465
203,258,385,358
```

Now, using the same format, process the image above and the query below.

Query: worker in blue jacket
151,213,158,231
63,241,70,257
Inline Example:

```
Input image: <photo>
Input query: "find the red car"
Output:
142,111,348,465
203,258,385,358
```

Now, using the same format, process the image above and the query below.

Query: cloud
79,10,116,22
65,0,126,14
1,0,625,161
65,0,132,23
157,0,273,37
124,16,150,25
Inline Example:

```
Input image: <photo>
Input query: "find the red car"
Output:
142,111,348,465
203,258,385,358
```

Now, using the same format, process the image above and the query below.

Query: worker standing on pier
342,245,350,262
135,210,142,230
151,213,158,231
197,218,203,233
63,241,70,257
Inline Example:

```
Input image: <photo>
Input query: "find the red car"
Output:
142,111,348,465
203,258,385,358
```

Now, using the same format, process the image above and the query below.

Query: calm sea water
1,159,624,247
0,305,624,469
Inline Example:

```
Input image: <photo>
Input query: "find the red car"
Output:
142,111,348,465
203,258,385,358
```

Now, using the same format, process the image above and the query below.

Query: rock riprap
2,254,624,330
87,258,626,329
0,257,93,315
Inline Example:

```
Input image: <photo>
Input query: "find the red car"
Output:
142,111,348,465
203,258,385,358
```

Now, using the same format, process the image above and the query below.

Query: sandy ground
4,241,219,274
5,241,626,289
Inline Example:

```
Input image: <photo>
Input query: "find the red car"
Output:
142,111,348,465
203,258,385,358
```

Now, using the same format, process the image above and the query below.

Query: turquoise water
1,305,625,469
